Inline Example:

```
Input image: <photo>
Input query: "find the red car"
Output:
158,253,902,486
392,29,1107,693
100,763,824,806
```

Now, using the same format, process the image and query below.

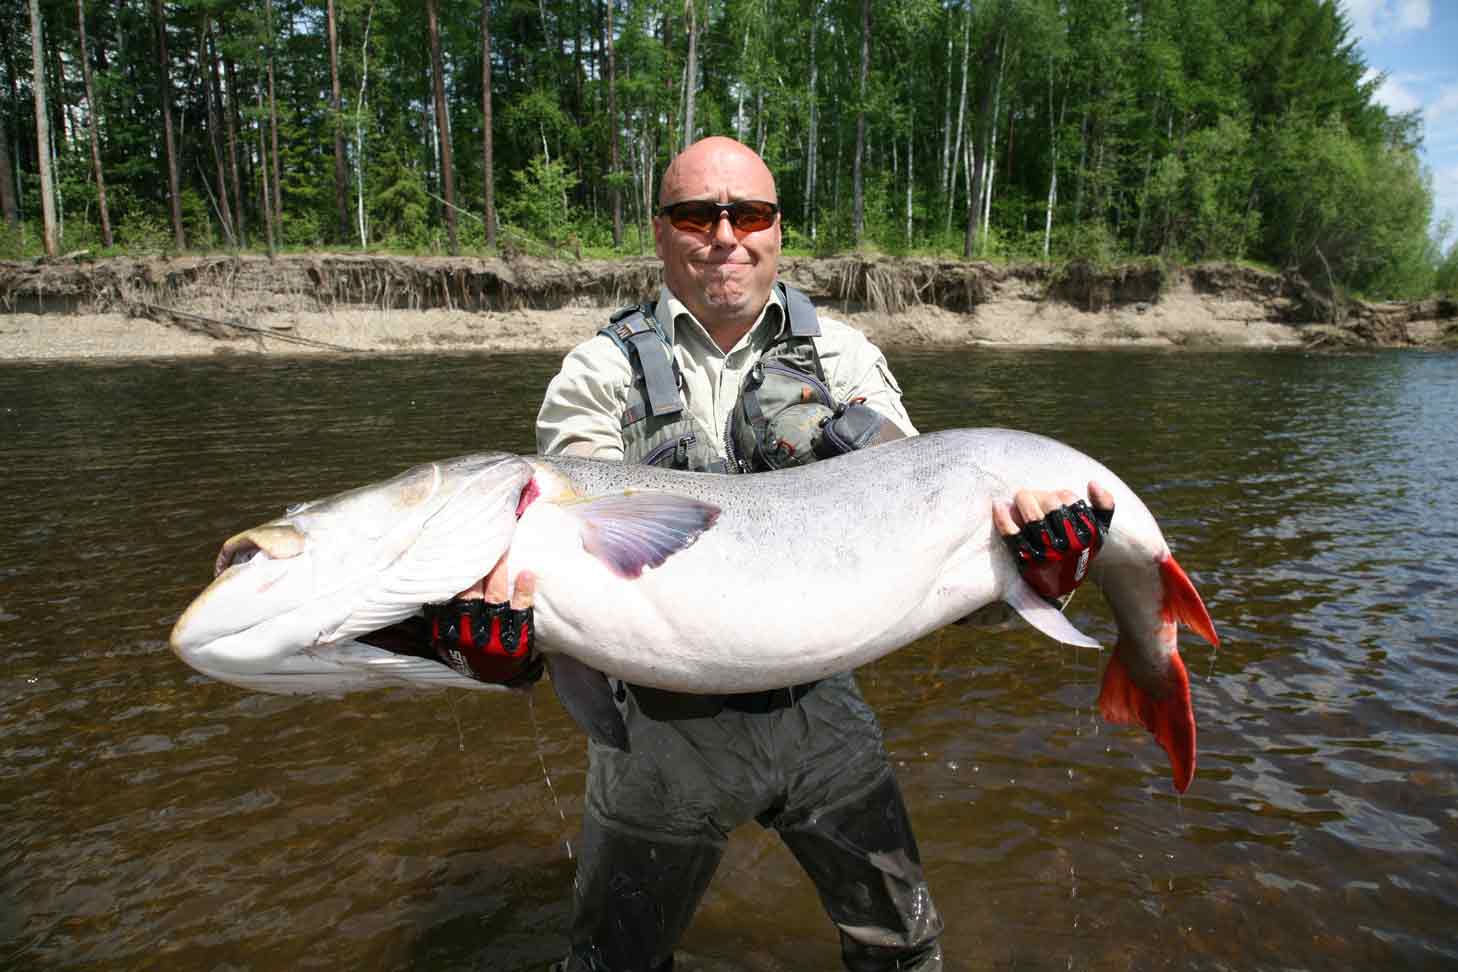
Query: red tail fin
1160,555,1219,647
1099,645,1196,793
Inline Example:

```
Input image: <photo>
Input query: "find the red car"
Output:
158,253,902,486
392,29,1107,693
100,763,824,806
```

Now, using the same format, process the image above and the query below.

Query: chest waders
561,289,944,972
598,283,827,718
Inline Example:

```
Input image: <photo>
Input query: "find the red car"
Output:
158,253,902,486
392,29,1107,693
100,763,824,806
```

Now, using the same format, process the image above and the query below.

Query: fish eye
284,502,307,516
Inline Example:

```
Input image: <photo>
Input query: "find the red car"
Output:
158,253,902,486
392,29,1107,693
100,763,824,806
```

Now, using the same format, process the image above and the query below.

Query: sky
1342,0,1458,244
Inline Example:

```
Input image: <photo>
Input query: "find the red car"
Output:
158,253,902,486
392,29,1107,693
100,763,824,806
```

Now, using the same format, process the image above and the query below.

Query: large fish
170,429,1218,791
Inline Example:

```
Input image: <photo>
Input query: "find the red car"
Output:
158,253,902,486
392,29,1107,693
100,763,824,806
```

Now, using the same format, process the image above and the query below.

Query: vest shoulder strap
777,283,821,338
599,304,682,417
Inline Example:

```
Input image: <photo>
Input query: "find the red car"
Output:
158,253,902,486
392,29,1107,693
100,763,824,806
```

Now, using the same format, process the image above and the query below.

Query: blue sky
1342,0,1458,242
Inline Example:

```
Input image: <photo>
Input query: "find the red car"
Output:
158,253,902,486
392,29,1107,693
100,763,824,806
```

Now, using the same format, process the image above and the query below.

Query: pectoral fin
1004,577,1101,648
546,654,629,751
567,491,721,579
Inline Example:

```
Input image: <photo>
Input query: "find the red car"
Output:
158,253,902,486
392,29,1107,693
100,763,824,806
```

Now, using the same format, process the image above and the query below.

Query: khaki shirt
537,285,918,458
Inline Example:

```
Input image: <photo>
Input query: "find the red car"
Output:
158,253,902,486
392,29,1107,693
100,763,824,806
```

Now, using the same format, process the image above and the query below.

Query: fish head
170,453,535,688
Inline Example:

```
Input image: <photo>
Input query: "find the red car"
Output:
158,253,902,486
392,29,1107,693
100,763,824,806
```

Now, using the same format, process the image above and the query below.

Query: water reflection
2,349,1456,969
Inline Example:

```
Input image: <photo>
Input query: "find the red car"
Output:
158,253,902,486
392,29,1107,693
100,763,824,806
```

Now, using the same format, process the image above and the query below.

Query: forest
3,0,1456,300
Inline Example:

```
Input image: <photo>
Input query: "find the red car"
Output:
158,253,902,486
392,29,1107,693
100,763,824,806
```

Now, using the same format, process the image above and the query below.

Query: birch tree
605,0,621,247
75,0,112,247
327,0,349,244
481,0,496,248
264,0,282,231
681,0,697,150
28,0,56,256
851,0,871,246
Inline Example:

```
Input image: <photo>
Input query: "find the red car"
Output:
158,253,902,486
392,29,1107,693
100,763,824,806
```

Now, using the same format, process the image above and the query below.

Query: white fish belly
511,445,1002,692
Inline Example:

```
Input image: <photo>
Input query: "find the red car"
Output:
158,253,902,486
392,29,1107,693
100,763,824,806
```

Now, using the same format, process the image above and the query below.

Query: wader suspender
604,304,683,421
600,282,823,420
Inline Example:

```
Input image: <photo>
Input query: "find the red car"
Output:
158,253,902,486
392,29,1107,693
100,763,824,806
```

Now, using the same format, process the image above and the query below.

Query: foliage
0,0,1444,297
1434,233,1458,296
501,156,580,251
1262,114,1435,297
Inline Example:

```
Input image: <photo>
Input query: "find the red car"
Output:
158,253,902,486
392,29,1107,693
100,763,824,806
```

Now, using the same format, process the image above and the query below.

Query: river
2,348,1456,970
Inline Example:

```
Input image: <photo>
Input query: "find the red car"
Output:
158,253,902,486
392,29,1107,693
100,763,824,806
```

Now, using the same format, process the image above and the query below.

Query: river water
2,348,1456,971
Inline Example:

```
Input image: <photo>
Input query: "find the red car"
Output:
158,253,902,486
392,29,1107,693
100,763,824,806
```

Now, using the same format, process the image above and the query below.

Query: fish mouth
213,524,307,576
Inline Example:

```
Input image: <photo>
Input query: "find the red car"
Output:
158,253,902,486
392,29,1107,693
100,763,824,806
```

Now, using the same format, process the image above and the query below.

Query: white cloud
1428,84,1458,122
1367,69,1425,114
1343,0,1432,42
1398,0,1432,30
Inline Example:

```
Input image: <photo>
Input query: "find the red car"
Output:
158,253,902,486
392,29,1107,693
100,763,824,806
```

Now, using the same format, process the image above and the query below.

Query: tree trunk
964,23,1001,258
2,10,24,224
1043,72,1063,260
256,83,275,258
481,0,496,248
27,0,57,255
939,26,951,197
945,2,969,235
267,2,283,231
605,0,621,247
851,0,870,245
662,12,676,165
75,0,112,246
151,0,185,249
223,53,247,244
199,14,235,246
0,106,15,227
905,109,913,243
46,21,67,150
426,0,458,254
978,30,1006,252
326,0,350,243
681,0,696,150
355,2,375,247
804,0,818,240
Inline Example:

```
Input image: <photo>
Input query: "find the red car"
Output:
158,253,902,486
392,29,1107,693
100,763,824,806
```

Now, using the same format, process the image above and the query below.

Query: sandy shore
0,281,1308,362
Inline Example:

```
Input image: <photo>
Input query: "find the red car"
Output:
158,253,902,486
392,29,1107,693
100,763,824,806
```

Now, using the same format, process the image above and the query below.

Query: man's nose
710,210,738,246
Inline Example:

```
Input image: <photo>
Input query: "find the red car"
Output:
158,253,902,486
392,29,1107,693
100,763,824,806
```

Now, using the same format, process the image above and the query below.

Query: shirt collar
656,285,787,352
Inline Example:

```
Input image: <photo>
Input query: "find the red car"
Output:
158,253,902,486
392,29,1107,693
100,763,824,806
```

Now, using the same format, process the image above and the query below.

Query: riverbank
2,254,1454,360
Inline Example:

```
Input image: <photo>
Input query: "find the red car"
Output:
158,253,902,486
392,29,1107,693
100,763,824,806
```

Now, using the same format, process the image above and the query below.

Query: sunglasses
658,199,779,234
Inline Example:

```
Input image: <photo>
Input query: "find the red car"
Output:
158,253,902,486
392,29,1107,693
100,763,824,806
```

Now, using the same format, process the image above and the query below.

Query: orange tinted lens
664,201,719,233
663,200,778,233
729,201,777,231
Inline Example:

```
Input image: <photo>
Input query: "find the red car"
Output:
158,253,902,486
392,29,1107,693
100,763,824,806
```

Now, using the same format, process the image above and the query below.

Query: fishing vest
598,282,826,473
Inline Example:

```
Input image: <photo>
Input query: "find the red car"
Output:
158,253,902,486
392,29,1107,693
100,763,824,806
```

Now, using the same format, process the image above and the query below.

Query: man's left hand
993,482,1116,605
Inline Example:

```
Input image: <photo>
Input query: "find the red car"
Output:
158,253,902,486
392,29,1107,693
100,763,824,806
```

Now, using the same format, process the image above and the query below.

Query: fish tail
1098,640,1196,793
1096,553,1215,794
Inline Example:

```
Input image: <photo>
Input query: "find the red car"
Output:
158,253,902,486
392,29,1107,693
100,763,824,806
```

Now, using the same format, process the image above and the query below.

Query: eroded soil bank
2,253,1454,360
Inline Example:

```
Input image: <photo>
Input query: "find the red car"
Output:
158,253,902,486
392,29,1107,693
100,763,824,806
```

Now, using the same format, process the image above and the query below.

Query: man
445,137,1112,970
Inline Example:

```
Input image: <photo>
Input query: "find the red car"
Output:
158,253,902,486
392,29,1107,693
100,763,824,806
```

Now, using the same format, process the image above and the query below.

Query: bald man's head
652,137,783,349
658,137,777,209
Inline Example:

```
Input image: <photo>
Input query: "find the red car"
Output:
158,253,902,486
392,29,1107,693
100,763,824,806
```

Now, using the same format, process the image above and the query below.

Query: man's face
654,140,782,336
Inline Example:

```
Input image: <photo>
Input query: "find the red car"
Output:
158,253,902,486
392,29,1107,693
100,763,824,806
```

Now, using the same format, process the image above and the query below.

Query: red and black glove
1002,500,1113,605
423,598,543,687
